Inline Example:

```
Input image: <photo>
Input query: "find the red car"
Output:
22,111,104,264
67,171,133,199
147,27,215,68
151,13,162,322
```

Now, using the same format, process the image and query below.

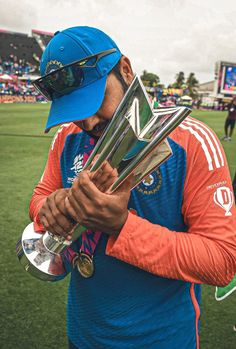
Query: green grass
0,104,68,349
0,104,235,349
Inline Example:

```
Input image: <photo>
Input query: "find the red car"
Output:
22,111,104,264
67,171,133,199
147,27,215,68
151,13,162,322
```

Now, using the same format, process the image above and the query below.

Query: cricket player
30,26,236,349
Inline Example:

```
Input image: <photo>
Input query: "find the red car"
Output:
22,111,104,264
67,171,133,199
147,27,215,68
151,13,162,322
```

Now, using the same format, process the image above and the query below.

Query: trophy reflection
16,75,191,281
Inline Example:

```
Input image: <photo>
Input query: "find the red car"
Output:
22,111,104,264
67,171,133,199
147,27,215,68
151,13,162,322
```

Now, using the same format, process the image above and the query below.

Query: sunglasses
33,48,117,101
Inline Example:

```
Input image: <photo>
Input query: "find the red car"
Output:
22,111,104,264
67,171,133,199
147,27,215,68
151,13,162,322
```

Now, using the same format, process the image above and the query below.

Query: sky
0,0,236,85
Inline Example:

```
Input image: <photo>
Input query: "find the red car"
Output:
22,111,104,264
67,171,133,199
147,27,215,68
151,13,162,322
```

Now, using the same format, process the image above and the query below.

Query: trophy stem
42,232,72,254
42,224,87,254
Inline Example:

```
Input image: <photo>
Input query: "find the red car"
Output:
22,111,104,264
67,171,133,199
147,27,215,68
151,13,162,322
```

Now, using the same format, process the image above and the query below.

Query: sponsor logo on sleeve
213,186,234,216
206,180,227,190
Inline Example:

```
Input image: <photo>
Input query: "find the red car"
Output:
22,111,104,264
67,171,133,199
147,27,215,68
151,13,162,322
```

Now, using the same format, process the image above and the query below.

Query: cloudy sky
0,0,236,85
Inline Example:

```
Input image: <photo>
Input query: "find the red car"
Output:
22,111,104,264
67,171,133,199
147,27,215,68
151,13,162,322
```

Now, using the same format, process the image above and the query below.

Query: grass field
0,104,235,349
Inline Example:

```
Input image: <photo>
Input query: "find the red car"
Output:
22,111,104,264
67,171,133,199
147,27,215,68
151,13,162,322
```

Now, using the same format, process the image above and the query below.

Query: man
222,96,236,141
31,26,236,349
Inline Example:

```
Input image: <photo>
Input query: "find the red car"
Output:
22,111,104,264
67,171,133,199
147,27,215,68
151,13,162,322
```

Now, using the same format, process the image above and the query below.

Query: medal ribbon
80,137,102,257
61,231,101,267
81,231,102,256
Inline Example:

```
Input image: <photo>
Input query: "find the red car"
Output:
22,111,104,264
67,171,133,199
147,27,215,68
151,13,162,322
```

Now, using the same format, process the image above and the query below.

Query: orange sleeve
29,124,72,231
106,119,236,286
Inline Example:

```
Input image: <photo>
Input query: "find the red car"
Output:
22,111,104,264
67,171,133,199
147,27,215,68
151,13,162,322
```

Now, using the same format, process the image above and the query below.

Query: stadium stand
32,29,53,52
0,29,53,102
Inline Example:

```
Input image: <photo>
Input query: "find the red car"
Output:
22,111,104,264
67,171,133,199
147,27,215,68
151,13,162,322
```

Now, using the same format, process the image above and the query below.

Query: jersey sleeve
106,119,236,286
29,125,69,232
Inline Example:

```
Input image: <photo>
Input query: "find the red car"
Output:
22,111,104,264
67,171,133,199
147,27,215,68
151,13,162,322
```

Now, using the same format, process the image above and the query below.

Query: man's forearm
106,212,236,287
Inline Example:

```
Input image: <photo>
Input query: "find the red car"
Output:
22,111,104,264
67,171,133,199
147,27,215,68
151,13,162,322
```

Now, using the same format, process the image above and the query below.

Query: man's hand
90,159,118,192
65,167,132,235
39,160,132,238
39,188,75,238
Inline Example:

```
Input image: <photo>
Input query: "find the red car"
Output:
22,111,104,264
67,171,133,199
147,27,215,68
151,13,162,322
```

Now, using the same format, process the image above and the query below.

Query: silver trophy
16,75,191,281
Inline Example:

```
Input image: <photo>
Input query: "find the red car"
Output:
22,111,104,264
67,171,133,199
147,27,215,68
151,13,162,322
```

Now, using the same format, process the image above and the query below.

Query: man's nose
81,115,100,131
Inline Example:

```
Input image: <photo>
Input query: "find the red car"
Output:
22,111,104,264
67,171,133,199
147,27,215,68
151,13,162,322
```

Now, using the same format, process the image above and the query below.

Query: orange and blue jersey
30,116,236,349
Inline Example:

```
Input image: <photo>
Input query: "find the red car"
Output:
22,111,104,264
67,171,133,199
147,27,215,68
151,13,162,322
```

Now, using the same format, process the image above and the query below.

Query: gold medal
76,252,94,278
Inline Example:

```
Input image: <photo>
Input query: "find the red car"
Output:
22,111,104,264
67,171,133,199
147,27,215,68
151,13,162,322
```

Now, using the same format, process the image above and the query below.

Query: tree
140,70,160,87
186,73,199,98
172,71,185,88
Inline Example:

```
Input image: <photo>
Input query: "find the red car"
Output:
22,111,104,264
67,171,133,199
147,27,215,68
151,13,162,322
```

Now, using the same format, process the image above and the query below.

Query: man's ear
119,56,134,85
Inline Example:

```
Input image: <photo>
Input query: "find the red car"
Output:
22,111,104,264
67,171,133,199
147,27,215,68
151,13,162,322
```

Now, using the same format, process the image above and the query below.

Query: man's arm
29,125,71,232
65,156,236,287
106,126,236,287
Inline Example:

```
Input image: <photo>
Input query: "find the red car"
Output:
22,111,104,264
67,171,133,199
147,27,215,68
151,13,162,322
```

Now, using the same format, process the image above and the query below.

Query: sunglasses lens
34,80,52,100
34,48,116,100
36,66,84,100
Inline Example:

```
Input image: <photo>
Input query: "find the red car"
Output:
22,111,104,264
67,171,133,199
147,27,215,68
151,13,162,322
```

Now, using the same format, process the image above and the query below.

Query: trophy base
16,222,68,282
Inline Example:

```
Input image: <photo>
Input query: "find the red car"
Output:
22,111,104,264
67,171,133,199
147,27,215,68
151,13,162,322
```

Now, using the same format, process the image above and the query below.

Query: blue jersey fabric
60,131,200,349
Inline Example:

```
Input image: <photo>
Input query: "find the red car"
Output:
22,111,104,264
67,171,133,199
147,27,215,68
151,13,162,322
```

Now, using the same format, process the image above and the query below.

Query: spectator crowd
0,55,44,102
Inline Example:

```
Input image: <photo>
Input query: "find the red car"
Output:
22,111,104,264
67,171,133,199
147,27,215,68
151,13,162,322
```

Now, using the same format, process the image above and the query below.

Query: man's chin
84,130,102,140
74,120,110,140
84,125,109,140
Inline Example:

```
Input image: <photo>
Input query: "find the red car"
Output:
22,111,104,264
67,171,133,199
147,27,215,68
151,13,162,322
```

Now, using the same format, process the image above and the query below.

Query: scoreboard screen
222,65,236,93
216,61,236,95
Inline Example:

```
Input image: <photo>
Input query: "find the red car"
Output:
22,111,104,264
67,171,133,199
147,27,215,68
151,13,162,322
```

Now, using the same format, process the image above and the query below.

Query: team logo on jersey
46,60,63,74
67,154,84,183
136,170,162,195
71,154,84,176
213,186,234,216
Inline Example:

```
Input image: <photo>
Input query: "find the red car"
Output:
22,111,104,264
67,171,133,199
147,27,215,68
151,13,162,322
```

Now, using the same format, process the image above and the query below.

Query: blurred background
0,1,235,348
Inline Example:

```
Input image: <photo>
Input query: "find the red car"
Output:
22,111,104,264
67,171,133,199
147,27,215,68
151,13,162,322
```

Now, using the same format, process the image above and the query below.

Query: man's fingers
39,214,50,232
47,196,74,233
54,189,70,214
95,170,118,192
65,195,84,224
39,205,74,237
40,211,64,236
75,170,103,200
90,161,118,192
91,160,110,177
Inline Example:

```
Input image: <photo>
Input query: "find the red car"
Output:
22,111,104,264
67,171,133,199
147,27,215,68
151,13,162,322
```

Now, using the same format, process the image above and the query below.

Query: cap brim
45,75,107,133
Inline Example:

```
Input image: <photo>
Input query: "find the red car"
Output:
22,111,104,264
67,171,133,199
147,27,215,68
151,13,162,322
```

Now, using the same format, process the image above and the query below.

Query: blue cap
40,26,122,132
